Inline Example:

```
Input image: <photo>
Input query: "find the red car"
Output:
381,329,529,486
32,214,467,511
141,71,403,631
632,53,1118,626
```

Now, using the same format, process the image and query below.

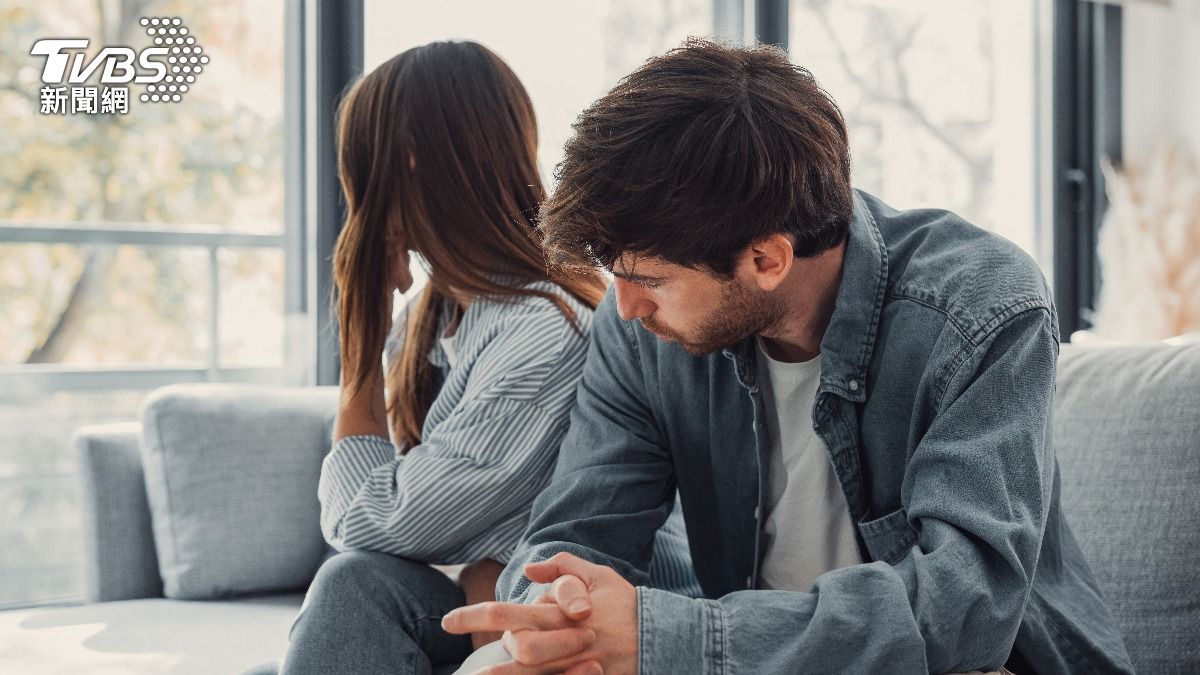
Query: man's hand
442,552,638,675
459,559,506,649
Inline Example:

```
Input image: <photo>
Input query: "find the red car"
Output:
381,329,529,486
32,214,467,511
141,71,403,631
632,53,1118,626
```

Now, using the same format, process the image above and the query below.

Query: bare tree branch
809,5,980,172
802,2,992,218
21,0,144,363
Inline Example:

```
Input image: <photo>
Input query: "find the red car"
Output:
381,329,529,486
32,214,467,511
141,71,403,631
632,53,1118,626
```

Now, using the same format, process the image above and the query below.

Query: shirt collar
723,191,888,403
426,296,462,370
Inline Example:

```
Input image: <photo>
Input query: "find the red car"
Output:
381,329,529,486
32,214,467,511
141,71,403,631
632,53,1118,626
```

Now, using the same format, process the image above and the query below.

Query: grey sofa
0,342,1196,674
1,384,341,675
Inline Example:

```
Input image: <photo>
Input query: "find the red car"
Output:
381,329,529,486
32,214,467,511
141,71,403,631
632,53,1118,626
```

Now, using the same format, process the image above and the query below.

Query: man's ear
741,233,794,292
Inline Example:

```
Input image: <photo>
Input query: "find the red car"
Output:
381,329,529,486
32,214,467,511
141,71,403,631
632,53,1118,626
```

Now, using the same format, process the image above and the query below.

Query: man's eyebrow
610,269,665,283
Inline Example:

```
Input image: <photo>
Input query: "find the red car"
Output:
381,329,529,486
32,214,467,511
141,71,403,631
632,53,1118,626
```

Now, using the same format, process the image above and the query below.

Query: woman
279,41,696,675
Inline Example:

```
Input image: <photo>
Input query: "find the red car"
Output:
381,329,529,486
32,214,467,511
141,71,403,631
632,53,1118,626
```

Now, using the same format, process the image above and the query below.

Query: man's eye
640,280,661,289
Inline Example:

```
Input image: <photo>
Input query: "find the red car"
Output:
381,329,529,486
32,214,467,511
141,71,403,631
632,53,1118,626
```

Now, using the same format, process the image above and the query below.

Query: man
444,40,1133,674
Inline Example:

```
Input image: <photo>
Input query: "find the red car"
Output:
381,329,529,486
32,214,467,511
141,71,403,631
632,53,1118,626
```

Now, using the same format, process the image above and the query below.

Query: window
0,0,290,609
364,0,715,183
787,0,1050,266
362,0,719,297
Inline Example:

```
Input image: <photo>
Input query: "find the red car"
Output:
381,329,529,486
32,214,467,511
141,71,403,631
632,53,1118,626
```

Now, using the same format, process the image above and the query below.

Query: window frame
0,1,317,395
303,0,363,387
1051,0,1122,340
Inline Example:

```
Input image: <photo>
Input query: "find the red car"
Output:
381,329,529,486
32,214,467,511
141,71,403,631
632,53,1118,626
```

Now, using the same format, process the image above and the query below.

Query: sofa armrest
74,422,164,602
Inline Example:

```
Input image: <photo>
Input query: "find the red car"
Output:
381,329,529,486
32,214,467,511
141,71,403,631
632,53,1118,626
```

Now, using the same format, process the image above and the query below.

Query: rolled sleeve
317,434,399,540
638,588,726,675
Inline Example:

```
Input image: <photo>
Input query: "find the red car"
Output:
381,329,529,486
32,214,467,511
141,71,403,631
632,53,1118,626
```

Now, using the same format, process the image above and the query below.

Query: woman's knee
308,550,420,600
304,550,464,619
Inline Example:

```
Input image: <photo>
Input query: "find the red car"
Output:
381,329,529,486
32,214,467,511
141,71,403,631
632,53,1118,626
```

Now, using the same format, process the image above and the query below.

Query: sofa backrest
1054,342,1200,674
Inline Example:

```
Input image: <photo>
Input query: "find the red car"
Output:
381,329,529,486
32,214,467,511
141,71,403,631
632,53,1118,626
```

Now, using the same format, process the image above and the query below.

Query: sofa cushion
1054,342,1200,674
0,593,303,674
140,384,339,600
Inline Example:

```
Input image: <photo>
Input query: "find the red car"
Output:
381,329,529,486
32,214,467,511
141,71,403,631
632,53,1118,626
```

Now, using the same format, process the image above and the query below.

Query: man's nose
613,278,654,321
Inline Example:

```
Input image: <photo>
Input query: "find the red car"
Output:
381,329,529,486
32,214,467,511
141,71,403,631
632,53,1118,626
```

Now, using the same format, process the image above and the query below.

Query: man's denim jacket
500,191,1134,674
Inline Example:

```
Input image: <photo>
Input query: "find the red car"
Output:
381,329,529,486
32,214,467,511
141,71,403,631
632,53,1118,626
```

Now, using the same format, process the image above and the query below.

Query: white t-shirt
756,338,861,591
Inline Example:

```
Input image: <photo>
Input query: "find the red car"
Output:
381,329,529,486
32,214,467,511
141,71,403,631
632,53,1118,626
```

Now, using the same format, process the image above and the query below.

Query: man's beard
641,279,783,355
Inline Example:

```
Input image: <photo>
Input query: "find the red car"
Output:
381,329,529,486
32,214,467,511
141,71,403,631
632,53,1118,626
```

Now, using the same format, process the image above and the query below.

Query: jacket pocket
857,507,919,565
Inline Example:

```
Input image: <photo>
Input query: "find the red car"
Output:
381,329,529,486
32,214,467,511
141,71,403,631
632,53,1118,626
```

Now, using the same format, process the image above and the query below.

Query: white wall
1122,0,1200,162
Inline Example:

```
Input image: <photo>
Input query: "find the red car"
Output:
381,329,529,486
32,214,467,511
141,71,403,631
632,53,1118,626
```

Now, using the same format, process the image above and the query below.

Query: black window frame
291,0,363,386
1052,0,1122,341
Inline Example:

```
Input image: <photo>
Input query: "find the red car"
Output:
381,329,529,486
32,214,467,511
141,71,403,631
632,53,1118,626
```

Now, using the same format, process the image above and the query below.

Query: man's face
610,253,784,355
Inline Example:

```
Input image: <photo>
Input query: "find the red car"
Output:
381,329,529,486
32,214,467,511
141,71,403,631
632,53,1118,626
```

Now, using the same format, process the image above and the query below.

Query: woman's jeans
280,551,473,675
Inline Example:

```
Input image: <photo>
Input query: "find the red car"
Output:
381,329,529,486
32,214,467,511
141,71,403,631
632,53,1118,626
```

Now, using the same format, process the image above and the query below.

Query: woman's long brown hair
332,41,606,447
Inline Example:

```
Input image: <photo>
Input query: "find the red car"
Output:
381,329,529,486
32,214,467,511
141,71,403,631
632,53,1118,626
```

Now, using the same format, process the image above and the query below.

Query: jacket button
746,576,753,588
754,506,761,520
848,379,859,391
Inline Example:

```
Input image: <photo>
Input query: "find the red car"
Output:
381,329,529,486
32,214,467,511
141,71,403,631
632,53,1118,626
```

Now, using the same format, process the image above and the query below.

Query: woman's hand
458,559,507,649
333,363,388,440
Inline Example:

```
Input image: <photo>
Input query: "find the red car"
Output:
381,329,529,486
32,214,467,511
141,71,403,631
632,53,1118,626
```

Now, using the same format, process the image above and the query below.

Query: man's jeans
280,551,473,675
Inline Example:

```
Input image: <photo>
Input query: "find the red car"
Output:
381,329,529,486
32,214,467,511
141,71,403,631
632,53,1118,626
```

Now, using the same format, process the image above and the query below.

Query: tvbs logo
32,39,168,85
31,16,206,113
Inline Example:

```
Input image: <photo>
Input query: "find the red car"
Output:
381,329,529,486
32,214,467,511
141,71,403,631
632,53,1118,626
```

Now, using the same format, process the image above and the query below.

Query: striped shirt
318,281,589,563
317,280,699,597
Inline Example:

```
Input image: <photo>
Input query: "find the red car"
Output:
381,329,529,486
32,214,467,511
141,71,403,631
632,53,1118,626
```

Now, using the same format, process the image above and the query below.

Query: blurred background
1,0,1197,610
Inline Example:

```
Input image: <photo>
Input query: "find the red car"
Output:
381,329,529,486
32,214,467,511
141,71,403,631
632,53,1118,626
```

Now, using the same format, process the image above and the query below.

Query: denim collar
722,191,888,403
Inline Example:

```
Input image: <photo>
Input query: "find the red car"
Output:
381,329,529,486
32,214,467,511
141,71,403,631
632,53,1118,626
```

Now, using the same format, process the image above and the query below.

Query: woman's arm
317,301,590,563
333,246,411,443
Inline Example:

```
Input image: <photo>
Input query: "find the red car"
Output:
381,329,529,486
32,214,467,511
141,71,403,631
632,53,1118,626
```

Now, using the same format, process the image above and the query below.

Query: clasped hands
443,553,639,675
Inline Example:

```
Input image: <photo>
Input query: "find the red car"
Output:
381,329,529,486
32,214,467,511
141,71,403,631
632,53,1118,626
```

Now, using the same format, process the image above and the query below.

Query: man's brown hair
541,38,853,277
